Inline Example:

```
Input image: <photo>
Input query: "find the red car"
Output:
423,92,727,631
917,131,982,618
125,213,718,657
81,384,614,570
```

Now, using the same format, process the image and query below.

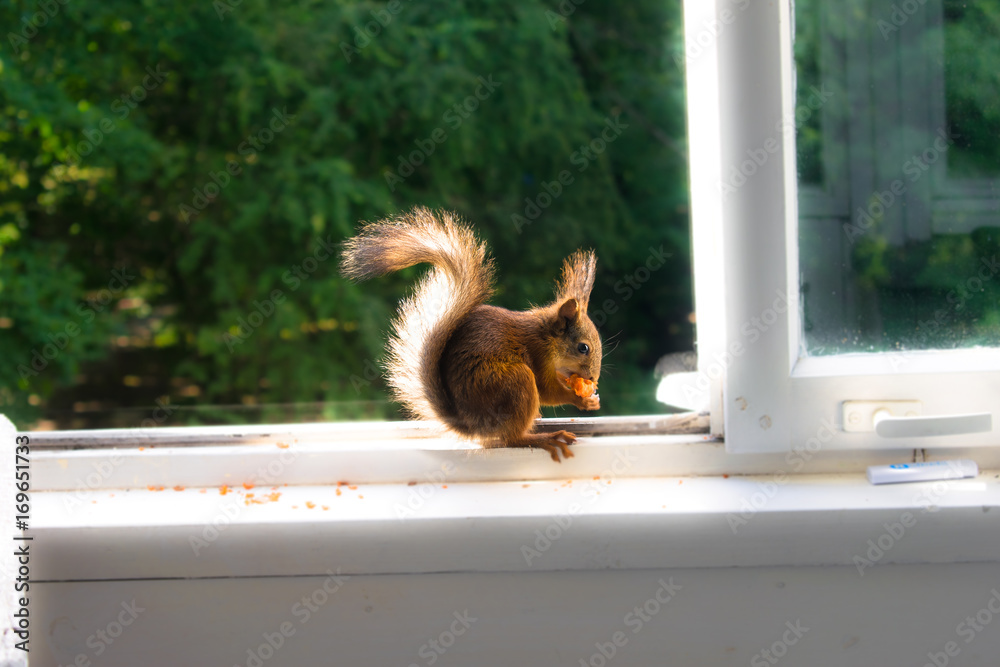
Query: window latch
842,401,993,438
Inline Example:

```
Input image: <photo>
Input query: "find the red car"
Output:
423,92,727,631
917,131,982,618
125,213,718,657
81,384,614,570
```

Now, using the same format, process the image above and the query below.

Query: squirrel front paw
577,394,600,411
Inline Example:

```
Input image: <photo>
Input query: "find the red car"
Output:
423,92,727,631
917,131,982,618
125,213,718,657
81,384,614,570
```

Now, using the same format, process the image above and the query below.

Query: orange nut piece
565,374,596,398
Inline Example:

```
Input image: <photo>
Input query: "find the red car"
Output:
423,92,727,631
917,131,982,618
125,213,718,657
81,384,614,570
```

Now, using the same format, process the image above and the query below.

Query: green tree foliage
0,0,692,427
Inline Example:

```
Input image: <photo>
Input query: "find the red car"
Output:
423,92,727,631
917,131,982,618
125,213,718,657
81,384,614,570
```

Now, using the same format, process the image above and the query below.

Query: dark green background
0,0,694,428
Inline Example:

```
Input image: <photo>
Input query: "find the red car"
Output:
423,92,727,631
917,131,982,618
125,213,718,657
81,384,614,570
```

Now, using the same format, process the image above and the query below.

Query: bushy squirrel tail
341,207,495,422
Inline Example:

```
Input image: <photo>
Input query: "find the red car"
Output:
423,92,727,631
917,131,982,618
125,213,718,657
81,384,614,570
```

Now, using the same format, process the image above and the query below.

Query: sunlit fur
342,207,494,422
342,207,601,461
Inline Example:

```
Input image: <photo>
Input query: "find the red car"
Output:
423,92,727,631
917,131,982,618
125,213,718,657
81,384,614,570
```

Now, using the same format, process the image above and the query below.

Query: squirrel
341,207,602,462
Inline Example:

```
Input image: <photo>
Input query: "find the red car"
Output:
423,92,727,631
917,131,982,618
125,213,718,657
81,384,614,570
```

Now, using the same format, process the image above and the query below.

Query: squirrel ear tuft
558,298,579,322
555,250,597,311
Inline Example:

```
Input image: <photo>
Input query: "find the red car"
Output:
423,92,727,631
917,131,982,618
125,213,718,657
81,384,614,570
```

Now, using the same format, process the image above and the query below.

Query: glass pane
796,0,1000,355
0,3,693,429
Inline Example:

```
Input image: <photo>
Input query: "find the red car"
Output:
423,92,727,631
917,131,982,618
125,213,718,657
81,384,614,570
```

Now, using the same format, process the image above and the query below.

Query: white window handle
873,410,993,438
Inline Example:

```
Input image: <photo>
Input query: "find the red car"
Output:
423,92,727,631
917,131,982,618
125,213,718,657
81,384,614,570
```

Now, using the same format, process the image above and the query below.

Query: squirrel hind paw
547,431,577,462
503,430,577,462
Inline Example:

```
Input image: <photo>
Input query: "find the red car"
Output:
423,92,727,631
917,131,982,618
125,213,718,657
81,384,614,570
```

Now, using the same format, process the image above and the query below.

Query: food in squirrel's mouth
564,374,596,398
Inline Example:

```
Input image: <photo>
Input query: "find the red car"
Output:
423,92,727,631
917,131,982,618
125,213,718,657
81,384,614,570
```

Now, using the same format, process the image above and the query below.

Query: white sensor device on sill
867,459,979,485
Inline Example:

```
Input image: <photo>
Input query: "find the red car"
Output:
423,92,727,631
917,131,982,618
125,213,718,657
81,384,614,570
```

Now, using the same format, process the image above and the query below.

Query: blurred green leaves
0,0,692,427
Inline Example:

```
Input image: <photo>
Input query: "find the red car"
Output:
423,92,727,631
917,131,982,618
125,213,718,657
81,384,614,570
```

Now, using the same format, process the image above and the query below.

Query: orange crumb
139,447,145,451
243,482,255,490
267,492,281,502
358,495,364,499
593,476,600,480
322,505,329,510
522,483,530,488
220,485,230,495
277,442,290,449
442,485,448,489
408,481,417,486
199,489,207,494
336,488,342,496
678,480,683,485
306,501,316,509
722,474,730,479
337,481,348,487
146,485,165,491
173,485,185,492
348,485,358,490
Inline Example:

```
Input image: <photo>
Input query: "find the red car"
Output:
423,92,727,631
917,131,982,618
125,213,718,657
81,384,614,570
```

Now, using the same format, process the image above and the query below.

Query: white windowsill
17,415,1000,583
35,467,1000,582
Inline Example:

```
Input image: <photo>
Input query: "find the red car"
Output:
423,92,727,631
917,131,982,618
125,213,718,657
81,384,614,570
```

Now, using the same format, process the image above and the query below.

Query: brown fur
341,207,601,462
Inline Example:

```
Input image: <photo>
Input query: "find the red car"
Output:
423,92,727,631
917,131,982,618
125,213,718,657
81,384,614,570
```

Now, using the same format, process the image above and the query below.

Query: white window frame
15,0,1000,492
686,0,1000,453
12,13,1000,653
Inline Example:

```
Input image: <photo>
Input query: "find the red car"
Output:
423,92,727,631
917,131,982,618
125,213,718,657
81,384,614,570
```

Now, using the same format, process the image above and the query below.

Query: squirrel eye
577,343,590,355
